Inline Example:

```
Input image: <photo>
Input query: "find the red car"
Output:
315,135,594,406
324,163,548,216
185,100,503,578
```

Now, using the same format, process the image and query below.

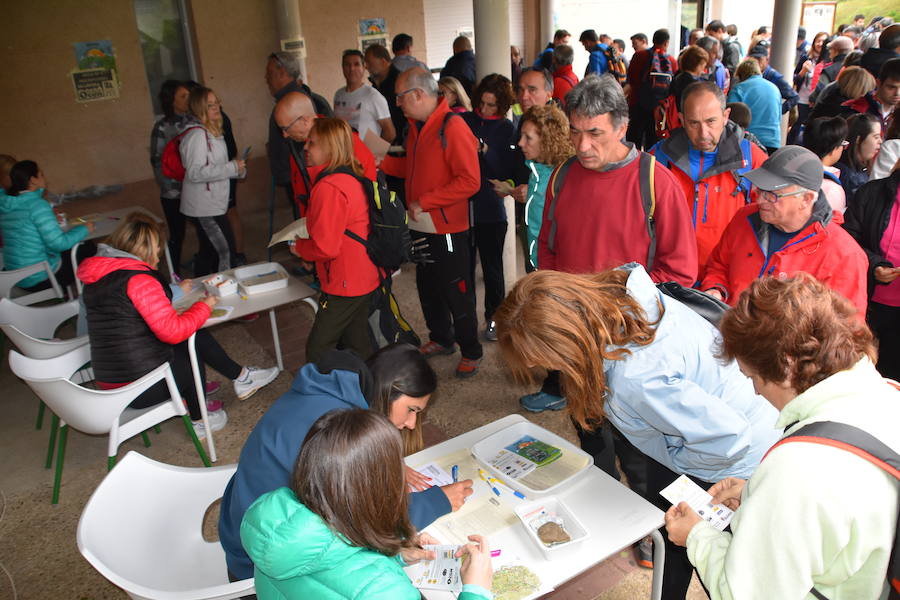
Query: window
133,0,197,115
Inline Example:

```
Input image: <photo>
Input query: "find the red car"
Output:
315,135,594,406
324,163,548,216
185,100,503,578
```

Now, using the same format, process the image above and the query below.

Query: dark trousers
470,221,507,323
160,196,186,276
577,422,712,600
131,329,242,421
413,230,483,360
190,215,236,276
305,291,374,363
626,104,657,150
869,301,900,381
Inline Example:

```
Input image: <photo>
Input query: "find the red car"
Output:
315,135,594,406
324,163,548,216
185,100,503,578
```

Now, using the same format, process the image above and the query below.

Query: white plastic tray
471,420,593,497
234,262,289,296
515,496,590,560
203,273,238,297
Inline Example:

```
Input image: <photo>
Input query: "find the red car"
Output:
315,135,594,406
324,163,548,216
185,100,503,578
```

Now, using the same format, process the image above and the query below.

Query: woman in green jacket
241,409,494,600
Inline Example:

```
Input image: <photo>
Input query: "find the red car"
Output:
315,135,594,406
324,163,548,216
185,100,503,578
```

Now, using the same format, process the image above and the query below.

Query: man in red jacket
551,45,579,106
381,67,483,377
702,146,868,315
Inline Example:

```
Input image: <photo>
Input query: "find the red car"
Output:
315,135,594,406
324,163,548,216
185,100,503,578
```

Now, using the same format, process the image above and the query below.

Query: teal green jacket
241,487,492,600
0,189,89,287
525,160,553,270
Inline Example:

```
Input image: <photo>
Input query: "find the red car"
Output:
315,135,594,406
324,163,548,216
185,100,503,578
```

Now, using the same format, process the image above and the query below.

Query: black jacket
860,47,899,79
808,82,850,121
842,171,900,297
440,50,476,97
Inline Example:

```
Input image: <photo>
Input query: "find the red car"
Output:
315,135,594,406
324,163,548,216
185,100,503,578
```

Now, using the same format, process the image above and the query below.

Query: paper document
268,217,308,247
660,474,734,531
205,306,235,323
408,545,462,592
416,463,454,487
363,130,391,159
407,211,436,234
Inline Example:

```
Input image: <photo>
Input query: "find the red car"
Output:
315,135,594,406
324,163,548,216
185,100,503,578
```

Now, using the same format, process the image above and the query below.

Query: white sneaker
192,408,228,440
233,366,280,400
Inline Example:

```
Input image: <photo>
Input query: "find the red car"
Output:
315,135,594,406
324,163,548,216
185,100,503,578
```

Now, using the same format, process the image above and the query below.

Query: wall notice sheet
660,474,734,531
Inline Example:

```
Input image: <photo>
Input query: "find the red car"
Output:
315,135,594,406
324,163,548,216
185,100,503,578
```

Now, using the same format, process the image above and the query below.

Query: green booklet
504,436,562,466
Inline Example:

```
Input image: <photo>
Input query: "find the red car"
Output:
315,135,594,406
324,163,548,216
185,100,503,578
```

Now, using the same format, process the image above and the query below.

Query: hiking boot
455,357,481,378
192,409,228,440
635,536,653,569
419,341,457,358
233,366,280,400
484,321,498,341
519,392,567,412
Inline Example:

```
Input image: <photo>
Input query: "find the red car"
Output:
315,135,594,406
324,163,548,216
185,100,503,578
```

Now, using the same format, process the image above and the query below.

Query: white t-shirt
333,84,391,140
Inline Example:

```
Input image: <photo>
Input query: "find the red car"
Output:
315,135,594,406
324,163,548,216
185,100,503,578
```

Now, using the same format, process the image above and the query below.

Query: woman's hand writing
440,480,474,511
202,295,219,308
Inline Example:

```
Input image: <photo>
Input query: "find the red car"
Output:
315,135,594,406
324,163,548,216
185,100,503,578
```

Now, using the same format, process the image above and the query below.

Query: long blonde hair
188,86,223,137
438,76,472,111
494,269,658,430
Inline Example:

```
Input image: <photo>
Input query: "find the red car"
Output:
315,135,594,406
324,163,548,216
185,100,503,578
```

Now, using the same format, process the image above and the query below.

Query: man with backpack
551,44,579,106
650,82,767,278
381,67,484,378
626,28,679,150
578,29,610,78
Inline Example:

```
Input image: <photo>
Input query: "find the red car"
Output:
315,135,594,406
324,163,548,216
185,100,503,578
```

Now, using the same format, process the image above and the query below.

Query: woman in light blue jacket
494,263,780,600
0,160,93,289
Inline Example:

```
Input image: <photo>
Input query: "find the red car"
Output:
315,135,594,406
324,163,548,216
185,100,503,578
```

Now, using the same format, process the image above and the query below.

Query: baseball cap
743,146,824,191
748,43,769,58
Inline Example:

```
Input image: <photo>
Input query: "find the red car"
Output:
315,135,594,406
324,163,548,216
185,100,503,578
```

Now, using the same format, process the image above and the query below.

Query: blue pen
451,465,459,483
489,476,527,500
477,469,501,496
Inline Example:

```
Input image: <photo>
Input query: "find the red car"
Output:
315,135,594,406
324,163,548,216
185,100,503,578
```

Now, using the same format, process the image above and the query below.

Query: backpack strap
439,112,460,150
729,138,754,202
638,152,657,271
546,156,577,253
288,139,313,208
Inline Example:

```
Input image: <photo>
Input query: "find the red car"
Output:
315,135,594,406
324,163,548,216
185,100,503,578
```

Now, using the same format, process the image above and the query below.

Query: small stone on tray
537,521,571,545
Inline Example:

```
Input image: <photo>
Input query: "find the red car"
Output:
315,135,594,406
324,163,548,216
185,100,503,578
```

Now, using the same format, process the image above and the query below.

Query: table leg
650,529,666,600
302,297,319,314
269,308,283,371
188,332,218,462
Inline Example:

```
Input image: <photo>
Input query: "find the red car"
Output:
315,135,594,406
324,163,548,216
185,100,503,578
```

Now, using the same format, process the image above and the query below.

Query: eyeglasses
840,140,850,147
758,189,808,203
279,114,306,132
395,88,420,104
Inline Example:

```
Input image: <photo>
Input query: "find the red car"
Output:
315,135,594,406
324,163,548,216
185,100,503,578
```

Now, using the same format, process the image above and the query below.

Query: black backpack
638,50,674,111
656,282,729,326
764,418,900,600
316,168,411,272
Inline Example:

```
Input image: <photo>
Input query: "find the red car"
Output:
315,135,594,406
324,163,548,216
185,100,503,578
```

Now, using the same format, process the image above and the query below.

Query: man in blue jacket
579,29,609,77
748,44,799,114
218,349,465,582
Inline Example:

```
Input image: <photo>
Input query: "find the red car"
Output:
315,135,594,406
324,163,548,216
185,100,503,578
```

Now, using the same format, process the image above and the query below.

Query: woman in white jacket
180,86,246,275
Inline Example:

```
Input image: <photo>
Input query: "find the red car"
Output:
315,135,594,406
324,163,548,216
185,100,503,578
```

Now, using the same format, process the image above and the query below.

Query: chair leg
141,431,152,447
107,455,116,471
45,414,60,469
52,425,68,505
36,400,46,430
182,415,211,467
153,424,162,434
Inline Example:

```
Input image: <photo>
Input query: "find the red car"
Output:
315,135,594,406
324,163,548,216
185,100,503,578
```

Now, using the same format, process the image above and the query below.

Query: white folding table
405,414,666,600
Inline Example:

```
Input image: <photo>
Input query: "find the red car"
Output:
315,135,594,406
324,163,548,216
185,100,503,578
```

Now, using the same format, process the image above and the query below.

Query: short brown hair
679,45,710,73
837,66,876,99
107,212,166,265
734,58,761,82
718,274,875,394
495,270,657,430
291,409,416,555
474,73,516,117
363,43,391,62
309,118,364,177
520,104,574,166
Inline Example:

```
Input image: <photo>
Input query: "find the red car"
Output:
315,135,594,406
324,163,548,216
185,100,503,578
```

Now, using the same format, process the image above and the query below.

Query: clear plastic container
514,496,590,560
235,263,289,296
471,420,593,496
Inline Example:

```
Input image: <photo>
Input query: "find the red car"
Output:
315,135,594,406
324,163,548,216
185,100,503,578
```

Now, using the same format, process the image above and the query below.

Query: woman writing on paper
77,213,279,439
290,118,380,362
494,263,781,599
241,408,494,600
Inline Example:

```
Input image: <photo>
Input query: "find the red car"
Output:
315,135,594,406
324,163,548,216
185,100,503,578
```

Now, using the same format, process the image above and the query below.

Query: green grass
835,0,899,29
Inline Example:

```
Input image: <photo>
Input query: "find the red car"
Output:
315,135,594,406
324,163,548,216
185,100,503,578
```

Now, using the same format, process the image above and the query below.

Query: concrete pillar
272,0,307,81
669,0,683,54
770,0,802,144
474,0,519,294
540,0,556,48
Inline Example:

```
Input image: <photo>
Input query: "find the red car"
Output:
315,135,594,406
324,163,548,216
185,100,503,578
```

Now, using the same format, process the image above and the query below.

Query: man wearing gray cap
701,146,868,314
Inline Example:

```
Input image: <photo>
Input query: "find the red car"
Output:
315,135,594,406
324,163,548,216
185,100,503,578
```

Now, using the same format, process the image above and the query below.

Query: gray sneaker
192,409,228,440
484,321,498,341
233,366,280,400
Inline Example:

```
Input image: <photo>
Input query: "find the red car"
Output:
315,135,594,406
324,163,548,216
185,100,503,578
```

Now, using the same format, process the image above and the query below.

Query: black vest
83,268,173,384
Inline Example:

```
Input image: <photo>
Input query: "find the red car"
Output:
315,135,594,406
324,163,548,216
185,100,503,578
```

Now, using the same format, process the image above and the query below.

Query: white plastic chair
77,451,254,600
0,260,65,305
8,345,210,504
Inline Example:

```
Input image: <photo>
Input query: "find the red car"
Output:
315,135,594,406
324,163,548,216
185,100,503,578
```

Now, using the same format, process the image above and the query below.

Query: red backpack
161,126,204,181
654,95,681,140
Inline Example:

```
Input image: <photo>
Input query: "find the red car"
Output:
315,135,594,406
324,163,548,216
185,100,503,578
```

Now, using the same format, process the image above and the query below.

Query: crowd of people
3,16,900,600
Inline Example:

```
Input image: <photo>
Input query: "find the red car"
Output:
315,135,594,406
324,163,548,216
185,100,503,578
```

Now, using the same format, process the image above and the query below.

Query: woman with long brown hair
290,117,380,362
241,409,494,600
665,274,900,599
494,263,779,599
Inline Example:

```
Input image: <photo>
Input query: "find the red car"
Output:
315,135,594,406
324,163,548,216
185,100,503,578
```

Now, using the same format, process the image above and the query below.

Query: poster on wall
71,40,119,102
359,18,387,36
801,2,837,36
359,35,390,53
281,37,307,59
